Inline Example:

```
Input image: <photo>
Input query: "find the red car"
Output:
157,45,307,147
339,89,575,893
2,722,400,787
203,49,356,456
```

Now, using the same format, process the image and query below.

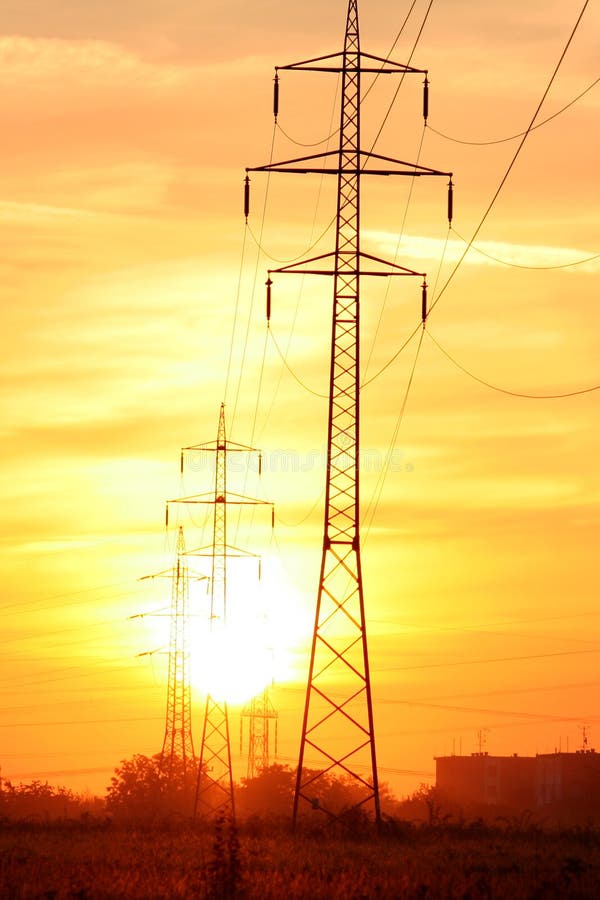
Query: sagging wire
451,227,599,271
426,329,600,399
362,124,427,383
275,0,420,149
230,122,278,435
428,0,592,319
361,325,425,550
428,76,599,147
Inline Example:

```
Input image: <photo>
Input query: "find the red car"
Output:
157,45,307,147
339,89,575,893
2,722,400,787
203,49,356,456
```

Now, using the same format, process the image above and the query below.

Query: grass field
0,820,599,898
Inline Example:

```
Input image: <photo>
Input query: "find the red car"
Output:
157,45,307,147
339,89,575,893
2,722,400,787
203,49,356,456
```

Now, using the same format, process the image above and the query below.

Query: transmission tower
137,525,202,785
241,684,278,779
166,403,273,823
161,526,195,776
246,0,452,827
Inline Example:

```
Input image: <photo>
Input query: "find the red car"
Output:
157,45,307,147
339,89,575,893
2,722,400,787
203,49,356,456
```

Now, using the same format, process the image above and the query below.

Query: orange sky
0,0,598,798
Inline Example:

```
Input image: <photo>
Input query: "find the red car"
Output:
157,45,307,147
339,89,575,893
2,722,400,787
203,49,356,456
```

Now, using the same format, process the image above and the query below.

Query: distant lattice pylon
166,403,274,824
160,526,196,778
241,684,278,780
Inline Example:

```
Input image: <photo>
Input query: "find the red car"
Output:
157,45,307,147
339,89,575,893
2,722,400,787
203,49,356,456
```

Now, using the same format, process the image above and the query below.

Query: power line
230,123,277,433
387,679,600,707
267,327,327,398
361,322,422,387
380,645,600,674
246,216,335,265
428,77,599,146
427,328,600,399
451,226,599,271
223,224,249,407
428,0,592,318
0,715,163,729
274,0,420,149
362,125,428,382
362,326,424,547
369,0,435,153
378,698,598,725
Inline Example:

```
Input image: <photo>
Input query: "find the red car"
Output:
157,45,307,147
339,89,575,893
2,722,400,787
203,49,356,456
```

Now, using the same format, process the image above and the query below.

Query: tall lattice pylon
246,0,452,827
166,403,273,823
241,684,278,780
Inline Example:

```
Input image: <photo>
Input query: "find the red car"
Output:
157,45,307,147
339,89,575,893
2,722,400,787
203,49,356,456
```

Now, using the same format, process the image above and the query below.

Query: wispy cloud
365,231,600,273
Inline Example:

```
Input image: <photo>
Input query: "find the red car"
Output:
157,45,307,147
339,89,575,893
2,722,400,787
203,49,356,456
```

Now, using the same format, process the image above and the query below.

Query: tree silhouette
106,753,198,822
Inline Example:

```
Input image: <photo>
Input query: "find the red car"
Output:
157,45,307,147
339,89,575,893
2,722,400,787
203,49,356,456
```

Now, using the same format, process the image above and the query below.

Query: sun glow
188,557,308,705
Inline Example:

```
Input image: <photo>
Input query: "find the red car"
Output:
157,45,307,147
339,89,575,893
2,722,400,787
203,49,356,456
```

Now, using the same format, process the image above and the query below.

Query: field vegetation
0,817,599,898
1,761,599,897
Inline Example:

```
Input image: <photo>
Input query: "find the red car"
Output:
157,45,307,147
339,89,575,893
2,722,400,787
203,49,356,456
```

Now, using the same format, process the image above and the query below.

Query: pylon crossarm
225,491,272,506
247,150,337,173
358,51,426,74
182,439,259,453
359,250,425,276
169,492,269,506
270,251,336,274
362,150,450,176
277,51,348,70
277,49,425,76
248,150,450,177
268,251,424,279
168,491,213,504
186,543,260,558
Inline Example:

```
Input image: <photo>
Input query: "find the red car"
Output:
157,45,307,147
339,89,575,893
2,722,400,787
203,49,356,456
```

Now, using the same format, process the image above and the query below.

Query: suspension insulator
266,276,272,324
244,174,250,220
421,280,428,323
180,451,184,475
447,178,454,225
273,71,279,121
258,557,262,581
258,451,263,476
423,75,429,123
271,506,275,530
165,504,169,528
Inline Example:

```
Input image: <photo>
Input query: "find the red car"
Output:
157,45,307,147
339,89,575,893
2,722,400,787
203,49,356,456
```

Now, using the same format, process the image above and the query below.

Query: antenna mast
246,0,452,828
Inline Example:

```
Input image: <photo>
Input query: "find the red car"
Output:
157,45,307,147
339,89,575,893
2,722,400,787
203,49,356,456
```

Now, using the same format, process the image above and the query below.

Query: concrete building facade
435,750,600,818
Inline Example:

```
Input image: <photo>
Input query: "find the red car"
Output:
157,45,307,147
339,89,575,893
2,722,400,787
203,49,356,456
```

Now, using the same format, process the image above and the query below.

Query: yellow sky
0,0,598,796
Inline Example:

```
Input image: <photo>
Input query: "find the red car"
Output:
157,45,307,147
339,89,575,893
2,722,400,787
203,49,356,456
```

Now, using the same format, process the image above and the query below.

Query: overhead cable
428,76,599,146
427,328,600,399
428,0,592,318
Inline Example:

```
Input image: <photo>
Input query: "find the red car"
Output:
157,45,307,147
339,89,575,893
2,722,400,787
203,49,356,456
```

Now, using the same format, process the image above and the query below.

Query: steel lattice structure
166,403,273,823
241,685,278,780
246,0,452,827
160,526,195,777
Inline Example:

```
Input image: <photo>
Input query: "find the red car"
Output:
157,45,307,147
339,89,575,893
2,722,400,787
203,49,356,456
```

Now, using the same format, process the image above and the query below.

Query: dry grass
0,820,599,898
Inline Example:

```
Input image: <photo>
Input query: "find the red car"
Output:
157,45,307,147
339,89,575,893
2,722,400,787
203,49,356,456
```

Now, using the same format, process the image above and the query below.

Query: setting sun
189,556,307,704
